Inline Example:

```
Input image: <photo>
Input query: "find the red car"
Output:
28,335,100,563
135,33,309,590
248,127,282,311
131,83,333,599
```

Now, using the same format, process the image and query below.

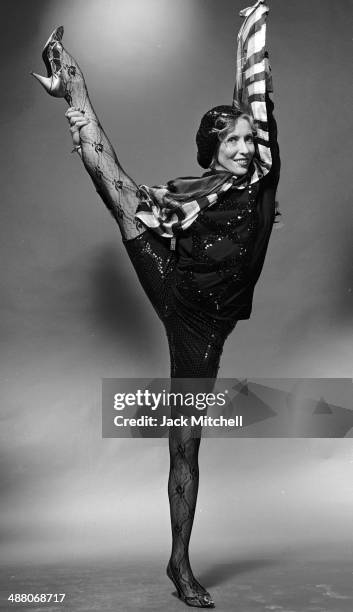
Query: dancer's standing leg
165,312,234,607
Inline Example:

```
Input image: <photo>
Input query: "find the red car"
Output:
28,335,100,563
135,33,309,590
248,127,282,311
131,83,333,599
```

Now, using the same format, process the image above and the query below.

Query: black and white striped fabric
136,173,248,238
135,0,272,239
234,0,272,174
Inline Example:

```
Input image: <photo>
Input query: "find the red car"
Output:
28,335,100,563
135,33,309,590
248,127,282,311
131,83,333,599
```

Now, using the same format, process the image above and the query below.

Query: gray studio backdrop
1,0,353,565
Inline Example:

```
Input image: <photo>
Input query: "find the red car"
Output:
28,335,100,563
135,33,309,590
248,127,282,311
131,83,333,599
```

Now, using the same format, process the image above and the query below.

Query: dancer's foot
31,26,86,108
167,561,215,608
167,557,211,598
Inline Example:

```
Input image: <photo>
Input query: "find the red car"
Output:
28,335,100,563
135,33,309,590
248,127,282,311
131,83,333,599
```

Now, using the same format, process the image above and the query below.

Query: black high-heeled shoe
167,562,215,608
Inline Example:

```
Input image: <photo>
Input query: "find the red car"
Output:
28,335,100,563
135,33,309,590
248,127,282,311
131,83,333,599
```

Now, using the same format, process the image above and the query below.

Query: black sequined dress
174,180,260,321
125,94,280,379
125,164,278,378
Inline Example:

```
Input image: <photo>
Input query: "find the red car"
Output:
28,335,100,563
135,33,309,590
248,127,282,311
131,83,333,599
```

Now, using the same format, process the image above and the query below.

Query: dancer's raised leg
32,26,145,242
33,28,179,322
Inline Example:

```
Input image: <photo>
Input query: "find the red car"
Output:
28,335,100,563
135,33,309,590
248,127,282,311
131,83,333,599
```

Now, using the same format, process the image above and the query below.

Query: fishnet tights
45,33,235,601
46,34,145,241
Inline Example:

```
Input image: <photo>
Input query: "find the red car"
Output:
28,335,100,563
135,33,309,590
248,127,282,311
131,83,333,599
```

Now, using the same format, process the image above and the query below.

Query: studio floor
1,550,352,612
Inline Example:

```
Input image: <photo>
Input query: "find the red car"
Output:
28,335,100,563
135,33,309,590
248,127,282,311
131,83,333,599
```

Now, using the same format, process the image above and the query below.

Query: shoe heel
167,563,182,597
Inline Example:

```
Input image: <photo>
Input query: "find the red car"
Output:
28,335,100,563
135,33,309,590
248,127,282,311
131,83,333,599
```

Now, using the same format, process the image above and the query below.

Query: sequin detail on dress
174,184,259,318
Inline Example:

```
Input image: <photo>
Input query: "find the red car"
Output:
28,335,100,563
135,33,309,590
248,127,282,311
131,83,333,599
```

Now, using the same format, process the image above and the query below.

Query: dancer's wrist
65,84,96,118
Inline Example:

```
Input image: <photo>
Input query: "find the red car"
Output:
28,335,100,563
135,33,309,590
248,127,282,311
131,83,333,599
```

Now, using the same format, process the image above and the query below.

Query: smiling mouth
233,159,249,166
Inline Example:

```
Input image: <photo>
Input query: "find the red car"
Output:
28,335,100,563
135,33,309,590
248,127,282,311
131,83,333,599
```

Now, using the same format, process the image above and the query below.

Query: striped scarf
135,1,272,240
234,0,272,173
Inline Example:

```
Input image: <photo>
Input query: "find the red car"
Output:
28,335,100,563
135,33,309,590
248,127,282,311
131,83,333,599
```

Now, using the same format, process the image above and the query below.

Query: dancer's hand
65,107,90,153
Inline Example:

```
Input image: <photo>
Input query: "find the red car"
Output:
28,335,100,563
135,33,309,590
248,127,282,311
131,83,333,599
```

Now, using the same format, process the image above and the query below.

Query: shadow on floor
199,556,279,588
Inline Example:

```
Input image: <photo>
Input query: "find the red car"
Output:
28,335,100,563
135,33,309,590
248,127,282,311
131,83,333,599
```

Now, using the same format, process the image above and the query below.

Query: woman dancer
32,4,280,607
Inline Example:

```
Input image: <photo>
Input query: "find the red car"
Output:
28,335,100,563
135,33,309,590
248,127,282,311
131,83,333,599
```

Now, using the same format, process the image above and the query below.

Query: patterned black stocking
165,321,233,607
35,26,145,242
168,427,205,599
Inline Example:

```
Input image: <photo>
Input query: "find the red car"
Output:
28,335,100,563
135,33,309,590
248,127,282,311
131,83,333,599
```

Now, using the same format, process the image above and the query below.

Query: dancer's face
214,118,255,176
